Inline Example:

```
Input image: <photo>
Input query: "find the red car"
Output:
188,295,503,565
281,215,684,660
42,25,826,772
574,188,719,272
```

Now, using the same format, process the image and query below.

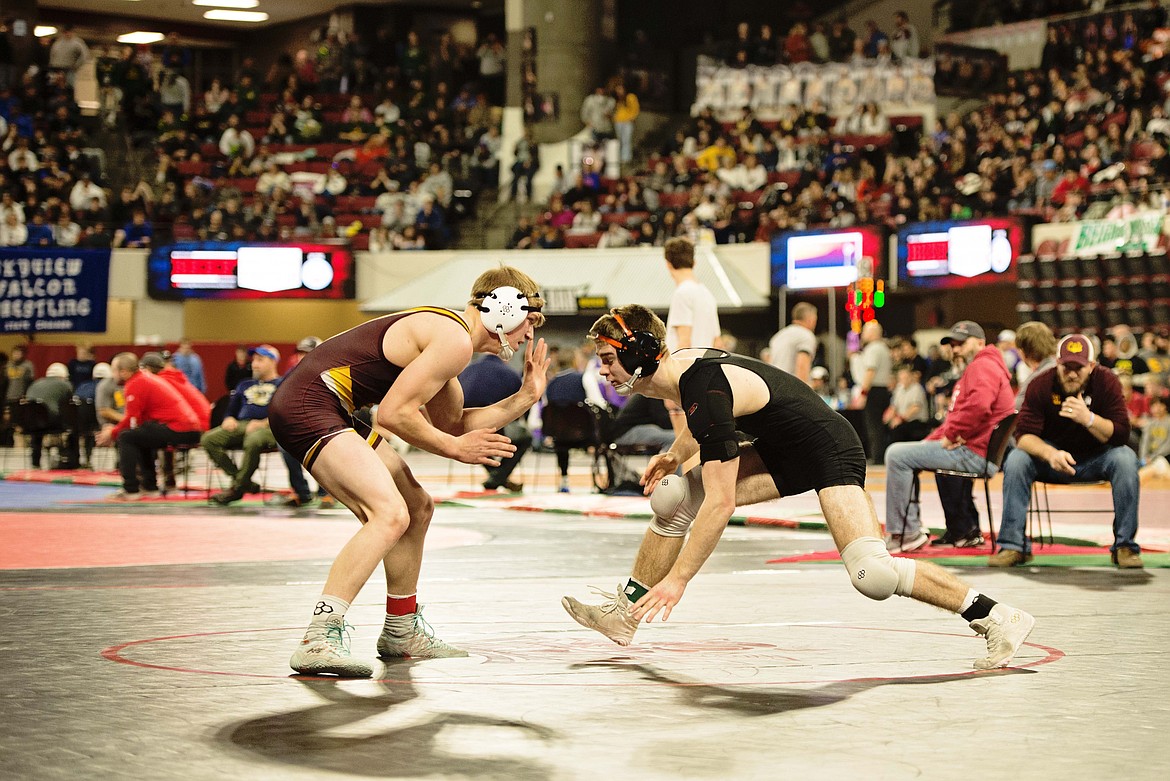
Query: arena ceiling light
202,9,268,22
34,26,58,37
116,31,166,44
192,0,260,8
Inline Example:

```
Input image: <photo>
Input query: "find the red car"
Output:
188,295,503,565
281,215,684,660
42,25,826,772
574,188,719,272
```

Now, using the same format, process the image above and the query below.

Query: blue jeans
999,444,1140,555
884,440,992,536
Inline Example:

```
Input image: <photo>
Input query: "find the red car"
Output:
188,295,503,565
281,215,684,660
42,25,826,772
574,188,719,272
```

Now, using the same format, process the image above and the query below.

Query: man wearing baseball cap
994,333,1143,568
201,344,283,505
884,320,1015,552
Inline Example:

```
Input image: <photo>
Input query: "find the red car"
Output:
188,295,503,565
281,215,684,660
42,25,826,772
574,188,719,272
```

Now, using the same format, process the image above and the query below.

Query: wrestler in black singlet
678,350,867,496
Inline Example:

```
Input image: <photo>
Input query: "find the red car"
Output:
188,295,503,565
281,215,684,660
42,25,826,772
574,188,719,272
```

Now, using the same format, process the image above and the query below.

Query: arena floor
1,448,1168,781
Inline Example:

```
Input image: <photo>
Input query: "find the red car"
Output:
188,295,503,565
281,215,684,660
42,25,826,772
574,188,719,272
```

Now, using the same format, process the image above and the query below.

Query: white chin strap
496,326,515,361
614,366,643,395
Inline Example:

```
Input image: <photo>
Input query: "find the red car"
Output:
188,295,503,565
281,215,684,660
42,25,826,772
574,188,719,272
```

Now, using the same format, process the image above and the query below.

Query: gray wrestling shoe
377,606,468,659
970,603,1036,670
290,616,373,677
561,584,640,646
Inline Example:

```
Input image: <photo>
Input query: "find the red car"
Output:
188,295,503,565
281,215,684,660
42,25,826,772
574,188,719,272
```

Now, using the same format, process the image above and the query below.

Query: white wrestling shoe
377,606,468,659
970,603,1036,670
290,616,374,677
561,584,640,646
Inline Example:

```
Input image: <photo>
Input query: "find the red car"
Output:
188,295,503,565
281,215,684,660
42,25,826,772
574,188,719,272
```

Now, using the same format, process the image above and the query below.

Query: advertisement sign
147,242,356,301
1070,212,1166,257
771,226,885,290
0,248,110,333
896,217,1024,288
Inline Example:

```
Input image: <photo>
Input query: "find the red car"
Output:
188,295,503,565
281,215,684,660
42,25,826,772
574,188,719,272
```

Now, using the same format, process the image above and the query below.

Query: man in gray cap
993,334,1142,568
883,321,1015,552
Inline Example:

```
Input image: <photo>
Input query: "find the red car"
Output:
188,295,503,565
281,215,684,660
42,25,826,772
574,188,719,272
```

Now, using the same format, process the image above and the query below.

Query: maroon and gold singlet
269,307,470,468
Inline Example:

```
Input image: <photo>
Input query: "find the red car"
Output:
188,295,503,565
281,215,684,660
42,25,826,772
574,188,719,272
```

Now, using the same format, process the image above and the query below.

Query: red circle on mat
101,624,1065,685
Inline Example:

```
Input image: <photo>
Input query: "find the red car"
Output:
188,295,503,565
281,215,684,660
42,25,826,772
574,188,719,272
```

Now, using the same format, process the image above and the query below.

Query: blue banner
0,248,111,333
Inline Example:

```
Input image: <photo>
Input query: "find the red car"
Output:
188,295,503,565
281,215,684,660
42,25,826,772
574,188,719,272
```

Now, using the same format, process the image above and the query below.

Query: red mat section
768,542,1108,564
0,514,486,570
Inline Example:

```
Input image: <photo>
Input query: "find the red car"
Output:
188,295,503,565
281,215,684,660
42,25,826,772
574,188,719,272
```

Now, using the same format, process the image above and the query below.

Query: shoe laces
586,585,627,615
323,620,356,654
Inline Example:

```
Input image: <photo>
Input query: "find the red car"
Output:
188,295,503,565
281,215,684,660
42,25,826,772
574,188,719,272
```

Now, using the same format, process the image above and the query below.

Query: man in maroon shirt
992,334,1142,568
95,352,202,501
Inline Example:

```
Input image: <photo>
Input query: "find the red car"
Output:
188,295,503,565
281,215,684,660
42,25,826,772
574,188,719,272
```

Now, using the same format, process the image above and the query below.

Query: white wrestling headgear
477,285,538,361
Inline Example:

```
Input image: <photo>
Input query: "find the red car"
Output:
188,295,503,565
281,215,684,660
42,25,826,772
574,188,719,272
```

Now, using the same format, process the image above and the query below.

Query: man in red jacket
95,352,203,501
883,321,1015,552
143,350,211,491
992,334,1142,568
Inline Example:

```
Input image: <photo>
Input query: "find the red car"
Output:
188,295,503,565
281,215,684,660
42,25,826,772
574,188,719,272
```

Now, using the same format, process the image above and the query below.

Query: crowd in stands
0,22,513,253
948,0,1167,34
508,7,1170,250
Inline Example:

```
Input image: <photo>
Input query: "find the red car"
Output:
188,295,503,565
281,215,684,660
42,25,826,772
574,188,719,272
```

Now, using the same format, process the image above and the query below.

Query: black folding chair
905,412,1019,548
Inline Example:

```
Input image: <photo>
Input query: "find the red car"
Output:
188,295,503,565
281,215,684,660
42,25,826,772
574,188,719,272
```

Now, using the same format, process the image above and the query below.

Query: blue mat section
0,481,115,509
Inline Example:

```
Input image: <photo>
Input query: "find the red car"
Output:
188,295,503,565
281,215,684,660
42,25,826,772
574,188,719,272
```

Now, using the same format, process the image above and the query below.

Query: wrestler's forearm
460,390,539,433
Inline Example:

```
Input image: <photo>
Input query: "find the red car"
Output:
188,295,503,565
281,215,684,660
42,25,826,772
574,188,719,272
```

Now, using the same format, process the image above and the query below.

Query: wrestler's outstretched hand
454,428,516,466
632,574,687,623
641,452,680,495
521,338,551,400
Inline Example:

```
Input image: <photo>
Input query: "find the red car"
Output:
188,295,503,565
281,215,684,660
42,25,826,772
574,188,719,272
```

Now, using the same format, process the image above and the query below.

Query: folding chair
1027,480,1110,547
905,412,1019,548
539,401,604,492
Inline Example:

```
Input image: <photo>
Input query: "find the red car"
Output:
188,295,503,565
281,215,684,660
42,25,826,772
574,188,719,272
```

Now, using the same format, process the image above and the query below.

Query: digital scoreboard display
896,217,1024,289
147,242,356,300
770,226,885,290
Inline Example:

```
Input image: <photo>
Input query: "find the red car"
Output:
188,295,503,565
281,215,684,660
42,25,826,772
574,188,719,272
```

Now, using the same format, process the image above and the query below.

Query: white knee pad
649,468,705,537
840,537,916,601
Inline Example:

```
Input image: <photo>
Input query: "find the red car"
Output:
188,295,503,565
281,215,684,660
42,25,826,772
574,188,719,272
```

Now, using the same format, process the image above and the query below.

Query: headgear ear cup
599,311,665,392
477,285,540,360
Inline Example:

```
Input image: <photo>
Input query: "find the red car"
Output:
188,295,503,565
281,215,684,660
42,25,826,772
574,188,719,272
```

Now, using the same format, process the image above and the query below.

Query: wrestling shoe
561,584,640,646
377,606,468,659
290,616,373,677
885,530,929,553
970,604,1036,670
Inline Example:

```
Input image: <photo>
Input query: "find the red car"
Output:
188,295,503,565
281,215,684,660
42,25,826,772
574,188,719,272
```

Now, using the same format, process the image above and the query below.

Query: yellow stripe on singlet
321,366,355,412
395,306,470,334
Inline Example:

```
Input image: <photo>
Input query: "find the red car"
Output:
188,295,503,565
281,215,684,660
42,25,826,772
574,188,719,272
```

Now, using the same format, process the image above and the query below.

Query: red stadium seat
563,232,601,248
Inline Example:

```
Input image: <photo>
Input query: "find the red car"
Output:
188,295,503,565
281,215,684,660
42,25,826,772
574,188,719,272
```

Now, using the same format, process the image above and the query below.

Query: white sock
309,594,350,629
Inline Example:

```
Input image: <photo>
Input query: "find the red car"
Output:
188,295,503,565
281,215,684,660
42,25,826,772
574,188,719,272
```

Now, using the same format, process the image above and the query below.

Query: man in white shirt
69,173,107,212
665,237,721,433
218,114,255,160
769,301,818,384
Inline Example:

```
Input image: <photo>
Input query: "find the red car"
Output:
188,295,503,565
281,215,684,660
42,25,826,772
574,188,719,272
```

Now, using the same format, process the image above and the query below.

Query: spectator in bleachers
158,69,191,117
219,114,255,170
473,124,502,188
52,208,81,247
476,32,507,105
581,85,616,142
113,209,152,248
784,23,813,64
394,224,427,250
203,77,229,114
597,220,632,248
419,161,453,208
22,209,51,245
48,26,89,86
890,11,920,61
510,128,539,202
613,83,640,166
0,210,26,246
715,151,768,191
828,17,857,62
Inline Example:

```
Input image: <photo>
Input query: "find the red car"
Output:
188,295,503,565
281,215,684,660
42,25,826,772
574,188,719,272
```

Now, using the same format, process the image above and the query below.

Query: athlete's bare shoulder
384,308,473,367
